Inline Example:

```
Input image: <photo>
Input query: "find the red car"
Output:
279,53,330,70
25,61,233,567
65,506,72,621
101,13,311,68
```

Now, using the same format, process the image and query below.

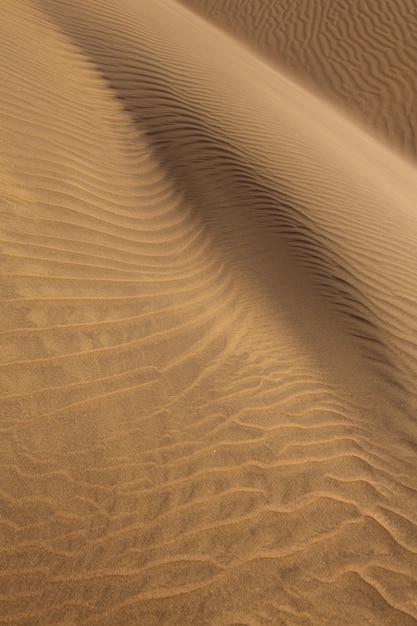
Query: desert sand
178,0,417,157
1,0,417,624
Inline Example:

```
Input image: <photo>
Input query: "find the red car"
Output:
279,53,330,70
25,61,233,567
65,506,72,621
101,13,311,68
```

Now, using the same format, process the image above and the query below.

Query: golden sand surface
1,1,417,624
179,0,417,156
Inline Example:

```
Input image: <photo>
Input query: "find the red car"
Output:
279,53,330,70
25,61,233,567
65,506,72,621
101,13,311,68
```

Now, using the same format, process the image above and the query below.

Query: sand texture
1,0,417,624
179,0,417,157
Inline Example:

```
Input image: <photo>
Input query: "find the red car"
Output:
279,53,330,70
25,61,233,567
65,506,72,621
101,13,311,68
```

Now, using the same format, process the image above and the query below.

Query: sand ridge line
0,0,417,624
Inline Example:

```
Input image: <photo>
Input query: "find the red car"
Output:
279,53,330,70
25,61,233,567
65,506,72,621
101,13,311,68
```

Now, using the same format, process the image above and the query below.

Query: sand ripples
1,0,417,624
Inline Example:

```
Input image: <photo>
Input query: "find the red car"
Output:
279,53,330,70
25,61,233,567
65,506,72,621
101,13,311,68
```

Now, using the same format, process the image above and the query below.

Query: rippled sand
1,1,417,624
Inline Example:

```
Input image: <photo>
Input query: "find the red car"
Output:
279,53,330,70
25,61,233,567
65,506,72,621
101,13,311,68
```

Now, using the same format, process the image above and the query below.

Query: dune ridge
178,0,417,157
1,0,417,624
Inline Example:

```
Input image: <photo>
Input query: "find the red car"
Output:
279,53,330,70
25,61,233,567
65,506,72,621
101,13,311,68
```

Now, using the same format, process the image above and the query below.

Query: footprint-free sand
1,1,417,624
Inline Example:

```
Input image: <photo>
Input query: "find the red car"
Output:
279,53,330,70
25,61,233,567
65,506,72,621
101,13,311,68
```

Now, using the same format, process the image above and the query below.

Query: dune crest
1,0,417,624
178,0,417,157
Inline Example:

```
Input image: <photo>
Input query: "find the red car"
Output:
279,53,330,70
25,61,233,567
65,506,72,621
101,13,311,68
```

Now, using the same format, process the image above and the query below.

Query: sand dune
179,0,417,157
1,0,417,624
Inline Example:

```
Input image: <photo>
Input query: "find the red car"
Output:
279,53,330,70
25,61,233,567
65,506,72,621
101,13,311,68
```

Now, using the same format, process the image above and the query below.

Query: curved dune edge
178,0,417,158
1,0,417,624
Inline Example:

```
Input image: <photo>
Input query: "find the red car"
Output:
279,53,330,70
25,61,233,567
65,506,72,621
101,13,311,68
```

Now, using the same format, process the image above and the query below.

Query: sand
1,0,417,624
178,0,417,157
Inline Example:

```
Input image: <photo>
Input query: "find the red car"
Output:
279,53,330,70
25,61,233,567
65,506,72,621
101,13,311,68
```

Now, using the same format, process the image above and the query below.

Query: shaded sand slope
1,0,417,624
178,0,417,157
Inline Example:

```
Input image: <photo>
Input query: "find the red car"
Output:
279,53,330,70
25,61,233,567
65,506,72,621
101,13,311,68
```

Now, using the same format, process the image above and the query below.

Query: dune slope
1,0,417,624
178,0,417,157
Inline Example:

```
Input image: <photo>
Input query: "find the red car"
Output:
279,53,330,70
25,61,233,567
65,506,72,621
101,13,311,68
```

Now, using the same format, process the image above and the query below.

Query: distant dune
178,0,417,157
1,1,417,625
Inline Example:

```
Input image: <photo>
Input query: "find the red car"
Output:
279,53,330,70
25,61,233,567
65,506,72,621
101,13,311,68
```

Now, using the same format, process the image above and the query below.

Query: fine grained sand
178,0,417,157
1,1,417,624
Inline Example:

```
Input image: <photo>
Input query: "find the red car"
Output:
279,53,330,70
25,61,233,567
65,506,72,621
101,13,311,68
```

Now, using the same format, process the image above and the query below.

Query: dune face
1,0,417,625
178,0,417,157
